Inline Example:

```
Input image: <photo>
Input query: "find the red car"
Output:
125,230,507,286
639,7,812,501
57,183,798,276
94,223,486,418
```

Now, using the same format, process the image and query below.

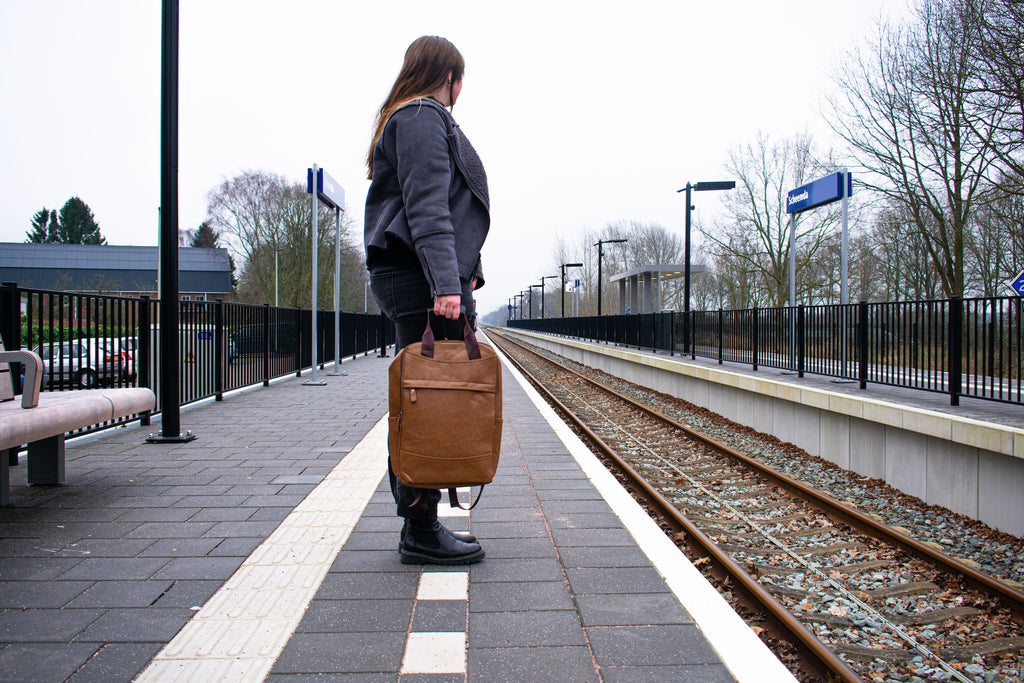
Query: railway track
485,327,1024,683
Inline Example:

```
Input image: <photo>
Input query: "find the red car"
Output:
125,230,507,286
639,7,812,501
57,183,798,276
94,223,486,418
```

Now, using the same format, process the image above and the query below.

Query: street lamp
538,274,558,318
528,284,543,319
676,181,735,350
594,239,627,316
560,262,583,317
521,290,530,319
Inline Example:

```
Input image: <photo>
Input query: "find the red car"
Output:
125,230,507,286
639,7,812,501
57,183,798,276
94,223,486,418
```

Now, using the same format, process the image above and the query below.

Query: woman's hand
434,294,461,320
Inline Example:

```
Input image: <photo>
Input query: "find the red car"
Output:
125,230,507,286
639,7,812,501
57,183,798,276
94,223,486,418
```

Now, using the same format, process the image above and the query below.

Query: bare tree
829,0,1009,297
702,132,840,307
968,179,1024,296
207,170,362,307
969,0,1024,186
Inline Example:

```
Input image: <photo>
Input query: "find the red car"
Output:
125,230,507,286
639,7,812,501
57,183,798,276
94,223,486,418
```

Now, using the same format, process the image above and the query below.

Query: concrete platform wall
506,331,1024,537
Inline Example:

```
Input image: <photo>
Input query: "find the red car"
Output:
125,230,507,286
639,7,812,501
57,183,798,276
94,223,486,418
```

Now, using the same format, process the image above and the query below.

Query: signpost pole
840,170,850,374
329,206,346,376
785,171,855,376
305,164,325,386
841,169,849,306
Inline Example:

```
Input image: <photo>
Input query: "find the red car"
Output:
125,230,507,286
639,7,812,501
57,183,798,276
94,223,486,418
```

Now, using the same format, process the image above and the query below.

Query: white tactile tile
135,416,390,683
400,632,467,674
437,487,472,517
416,571,468,601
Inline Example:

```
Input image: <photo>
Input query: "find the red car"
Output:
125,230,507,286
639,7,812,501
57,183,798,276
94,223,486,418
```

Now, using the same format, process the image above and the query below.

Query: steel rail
492,328,1024,616
487,329,862,683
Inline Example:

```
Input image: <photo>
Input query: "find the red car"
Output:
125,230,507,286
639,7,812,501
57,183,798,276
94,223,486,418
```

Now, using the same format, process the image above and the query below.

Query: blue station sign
306,167,346,211
1008,269,1024,297
786,171,853,214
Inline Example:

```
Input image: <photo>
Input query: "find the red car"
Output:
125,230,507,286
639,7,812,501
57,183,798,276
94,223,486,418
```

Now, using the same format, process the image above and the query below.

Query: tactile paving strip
135,417,389,682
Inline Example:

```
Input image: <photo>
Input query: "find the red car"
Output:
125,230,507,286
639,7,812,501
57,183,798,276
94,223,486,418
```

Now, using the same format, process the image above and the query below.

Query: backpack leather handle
420,312,481,360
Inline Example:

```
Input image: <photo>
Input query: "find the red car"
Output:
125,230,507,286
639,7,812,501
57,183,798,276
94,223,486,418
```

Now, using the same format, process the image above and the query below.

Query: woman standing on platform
364,36,490,565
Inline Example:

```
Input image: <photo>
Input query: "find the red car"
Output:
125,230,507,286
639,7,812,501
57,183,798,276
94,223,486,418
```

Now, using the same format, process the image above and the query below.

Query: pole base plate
146,430,197,444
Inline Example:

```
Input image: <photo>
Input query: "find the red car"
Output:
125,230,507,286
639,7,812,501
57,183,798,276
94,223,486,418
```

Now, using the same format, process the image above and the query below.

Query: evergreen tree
26,208,58,243
56,197,106,245
190,221,238,289
189,221,220,248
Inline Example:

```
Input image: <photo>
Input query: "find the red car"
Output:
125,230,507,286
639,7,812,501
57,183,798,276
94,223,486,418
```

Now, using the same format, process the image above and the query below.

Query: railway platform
0,336,793,682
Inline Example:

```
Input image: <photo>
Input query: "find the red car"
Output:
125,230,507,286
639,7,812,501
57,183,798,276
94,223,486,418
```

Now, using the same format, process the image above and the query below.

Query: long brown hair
366,36,465,178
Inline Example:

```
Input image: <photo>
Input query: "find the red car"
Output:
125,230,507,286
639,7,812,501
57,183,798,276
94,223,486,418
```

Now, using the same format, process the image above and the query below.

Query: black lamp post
594,238,627,316
522,290,530,319
528,284,543,319
149,0,195,444
560,262,583,317
676,181,735,350
538,275,558,319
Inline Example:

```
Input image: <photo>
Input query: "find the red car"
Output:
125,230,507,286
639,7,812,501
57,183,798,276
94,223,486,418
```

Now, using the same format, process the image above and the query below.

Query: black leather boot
400,519,484,565
399,519,476,550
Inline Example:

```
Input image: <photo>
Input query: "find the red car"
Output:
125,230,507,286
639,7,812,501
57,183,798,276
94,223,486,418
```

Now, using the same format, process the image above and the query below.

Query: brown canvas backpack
388,316,502,505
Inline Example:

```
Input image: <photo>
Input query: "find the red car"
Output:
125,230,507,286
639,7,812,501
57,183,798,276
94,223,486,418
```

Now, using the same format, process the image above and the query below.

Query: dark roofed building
0,243,233,300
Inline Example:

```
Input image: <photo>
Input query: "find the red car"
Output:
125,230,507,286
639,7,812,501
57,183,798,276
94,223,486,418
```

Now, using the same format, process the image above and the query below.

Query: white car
33,339,122,389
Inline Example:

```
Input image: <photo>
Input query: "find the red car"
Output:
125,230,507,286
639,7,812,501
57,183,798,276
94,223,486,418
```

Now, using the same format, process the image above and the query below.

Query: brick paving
0,348,785,682
0,355,385,682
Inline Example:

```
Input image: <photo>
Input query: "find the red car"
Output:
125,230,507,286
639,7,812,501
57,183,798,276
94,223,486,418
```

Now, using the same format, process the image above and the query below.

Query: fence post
1,282,22,395
948,297,962,406
752,306,759,371
263,304,272,386
689,310,696,360
378,312,389,357
668,311,675,356
139,296,152,425
294,306,302,378
858,300,869,390
717,308,724,364
214,299,224,401
682,308,690,355
797,305,806,378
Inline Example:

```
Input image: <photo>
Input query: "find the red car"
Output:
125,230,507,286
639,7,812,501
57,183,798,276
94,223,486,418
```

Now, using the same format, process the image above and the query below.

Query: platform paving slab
0,343,797,682
0,355,387,682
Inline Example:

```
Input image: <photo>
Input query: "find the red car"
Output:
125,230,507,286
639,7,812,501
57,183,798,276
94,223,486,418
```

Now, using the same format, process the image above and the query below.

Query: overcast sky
0,0,902,314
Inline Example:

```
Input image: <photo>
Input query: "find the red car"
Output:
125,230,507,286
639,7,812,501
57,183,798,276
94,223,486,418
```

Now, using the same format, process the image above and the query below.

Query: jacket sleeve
391,107,462,297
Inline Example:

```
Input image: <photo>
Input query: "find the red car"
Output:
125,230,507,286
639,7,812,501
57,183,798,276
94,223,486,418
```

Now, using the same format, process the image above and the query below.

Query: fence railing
0,282,395,439
508,296,1024,406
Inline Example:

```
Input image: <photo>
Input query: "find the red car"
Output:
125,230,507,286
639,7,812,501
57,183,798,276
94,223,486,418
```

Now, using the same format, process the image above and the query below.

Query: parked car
33,339,122,389
99,337,138,382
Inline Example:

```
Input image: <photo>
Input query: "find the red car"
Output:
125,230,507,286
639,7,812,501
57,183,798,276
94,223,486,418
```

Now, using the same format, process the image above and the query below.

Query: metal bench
0,342,156,504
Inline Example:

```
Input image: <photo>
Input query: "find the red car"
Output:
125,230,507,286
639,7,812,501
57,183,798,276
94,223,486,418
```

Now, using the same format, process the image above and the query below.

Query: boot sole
399,548,486,565
398,534,477,552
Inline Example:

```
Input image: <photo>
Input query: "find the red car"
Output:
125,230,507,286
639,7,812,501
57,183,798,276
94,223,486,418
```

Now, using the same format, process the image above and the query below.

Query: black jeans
370,267,476,521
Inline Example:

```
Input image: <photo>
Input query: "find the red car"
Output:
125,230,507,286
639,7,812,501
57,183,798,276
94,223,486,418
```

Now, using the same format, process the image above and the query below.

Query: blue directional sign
1008,269,1024,296
786,171,853,214
306,167,346,210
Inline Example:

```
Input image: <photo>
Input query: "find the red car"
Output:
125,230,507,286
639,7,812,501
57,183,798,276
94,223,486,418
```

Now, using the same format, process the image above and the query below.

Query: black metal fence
508,296,1024,406
0,282,395,437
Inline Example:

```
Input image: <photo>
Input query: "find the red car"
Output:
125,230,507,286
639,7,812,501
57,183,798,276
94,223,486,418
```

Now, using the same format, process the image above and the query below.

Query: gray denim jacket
364,98,490,296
